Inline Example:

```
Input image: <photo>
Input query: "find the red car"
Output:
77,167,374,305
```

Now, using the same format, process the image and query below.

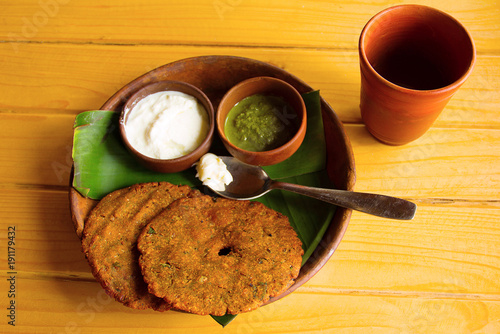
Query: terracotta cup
359,5,475,145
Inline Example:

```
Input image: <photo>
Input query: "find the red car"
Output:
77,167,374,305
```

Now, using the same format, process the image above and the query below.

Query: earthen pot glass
359,5,475,145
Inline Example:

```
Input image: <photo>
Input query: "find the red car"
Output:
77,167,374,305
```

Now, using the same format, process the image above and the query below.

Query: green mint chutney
224,94,298,152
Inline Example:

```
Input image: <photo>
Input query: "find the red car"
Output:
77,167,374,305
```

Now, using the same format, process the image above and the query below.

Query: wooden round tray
69,55,356,306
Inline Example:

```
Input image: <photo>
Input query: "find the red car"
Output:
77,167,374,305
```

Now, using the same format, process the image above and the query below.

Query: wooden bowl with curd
119,80,215,173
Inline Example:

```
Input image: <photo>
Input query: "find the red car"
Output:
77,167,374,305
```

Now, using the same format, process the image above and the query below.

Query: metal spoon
210,156,417,220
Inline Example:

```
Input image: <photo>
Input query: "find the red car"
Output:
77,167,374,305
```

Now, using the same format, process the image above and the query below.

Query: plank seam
296,286,500,301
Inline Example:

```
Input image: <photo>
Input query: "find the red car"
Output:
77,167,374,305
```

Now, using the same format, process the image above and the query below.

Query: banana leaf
72,90,335,327
72,111,199,198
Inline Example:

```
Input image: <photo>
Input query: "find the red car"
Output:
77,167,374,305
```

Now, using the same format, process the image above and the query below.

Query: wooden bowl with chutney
217,76,307,166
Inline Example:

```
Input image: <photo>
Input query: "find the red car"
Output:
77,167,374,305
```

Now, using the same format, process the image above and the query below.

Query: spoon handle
271,182,416,220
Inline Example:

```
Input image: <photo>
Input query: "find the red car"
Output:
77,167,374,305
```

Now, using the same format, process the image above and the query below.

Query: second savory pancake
81,182,199,311
137,195,304,316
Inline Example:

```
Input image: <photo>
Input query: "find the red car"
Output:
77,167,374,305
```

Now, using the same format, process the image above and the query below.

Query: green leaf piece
72,111,198,199
262,90,326,179
211,314,237,327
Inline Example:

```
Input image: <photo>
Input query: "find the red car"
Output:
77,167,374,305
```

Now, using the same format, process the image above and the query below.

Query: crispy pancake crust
81,182,199,311
137,195,304,316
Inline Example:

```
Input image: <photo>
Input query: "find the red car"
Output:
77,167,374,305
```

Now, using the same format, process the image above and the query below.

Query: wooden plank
1,188,499,296
0,113,75,188
347,125,500,200
0,188,89,274
0,43,498,128
309,202,500,296
1,0,498,53
0,1,497,333
1,111,499,198
0,276,499,333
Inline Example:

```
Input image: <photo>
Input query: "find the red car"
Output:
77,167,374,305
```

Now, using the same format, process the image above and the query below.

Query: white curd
195,153,233,191
124,91,209,159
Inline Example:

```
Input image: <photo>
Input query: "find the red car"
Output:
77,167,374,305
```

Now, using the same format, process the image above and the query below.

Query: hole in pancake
218,246,233,256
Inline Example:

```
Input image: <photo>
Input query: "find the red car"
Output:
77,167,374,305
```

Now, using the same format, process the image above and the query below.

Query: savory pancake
137,195,303,316
81,182,200,311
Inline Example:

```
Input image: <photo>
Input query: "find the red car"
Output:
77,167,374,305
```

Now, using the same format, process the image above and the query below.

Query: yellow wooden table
1,1,499,333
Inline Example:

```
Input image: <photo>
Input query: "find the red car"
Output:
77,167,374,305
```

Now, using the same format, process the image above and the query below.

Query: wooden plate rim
69,55,356,307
